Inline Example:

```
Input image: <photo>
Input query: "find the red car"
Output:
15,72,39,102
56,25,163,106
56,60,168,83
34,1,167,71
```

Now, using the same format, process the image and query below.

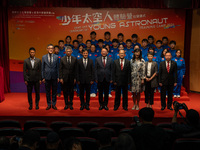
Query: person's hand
24,81,28,85
42,79,45,83
141,79,144,84
173,104,179,113
39,80,42,84
110,80,113,83
57,78,59,83
159,83,162,86
183,75,185,78
174,83,177,86
182,103,188,112
60,79,64,84
114,82,117,85
74,79,76,84
90,81,94,84
146,78,149,82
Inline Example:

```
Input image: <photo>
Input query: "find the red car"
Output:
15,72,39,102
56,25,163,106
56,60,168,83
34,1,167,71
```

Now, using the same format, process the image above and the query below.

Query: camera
133,116,142,127
173,101,186,111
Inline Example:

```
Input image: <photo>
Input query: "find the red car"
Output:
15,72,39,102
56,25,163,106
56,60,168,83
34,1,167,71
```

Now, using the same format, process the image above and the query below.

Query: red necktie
103,57,106,68
167,61,170,73
121,59,123,70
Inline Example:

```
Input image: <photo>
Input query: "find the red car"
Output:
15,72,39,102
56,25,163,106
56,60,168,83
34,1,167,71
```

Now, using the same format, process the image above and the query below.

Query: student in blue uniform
161,37,170,50
96,39,104,55
89,44,99,97
144,47,159,65
114,44,129,60
110,39,119,55
147,35,156,48
172,49,185,98
117,33,126,47
131,34,141,48
90,31,98,46
58,40,66,58
125,39,134,56
77,34,86,48
140,39,149,58
72,40,79,57
104,31,112,46
64,36,73,48
155,40,163,59
86,40,91,52
169,40,176,58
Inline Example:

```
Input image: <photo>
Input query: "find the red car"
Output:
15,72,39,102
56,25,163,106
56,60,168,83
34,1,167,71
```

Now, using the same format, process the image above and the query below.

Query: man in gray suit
23,47,41,110
95,48,113,110
42,44,59,110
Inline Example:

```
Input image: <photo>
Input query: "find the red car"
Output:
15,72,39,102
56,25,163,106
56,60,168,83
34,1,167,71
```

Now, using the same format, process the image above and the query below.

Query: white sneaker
136,105,139,110
174,95,177,98
166,95,168,98
90,94,93,97
132,105,136,110
158,90,161,93
103,94,104,97
154,89,156,93
177,95,180,98
109,94,112,97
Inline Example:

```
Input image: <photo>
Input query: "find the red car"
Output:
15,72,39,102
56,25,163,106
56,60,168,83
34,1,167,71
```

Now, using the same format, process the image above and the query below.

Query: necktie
49,54,52,65
84,58,87,68
67,57,70,65
103,57,106,68
167,61,170,73
121,59,123,70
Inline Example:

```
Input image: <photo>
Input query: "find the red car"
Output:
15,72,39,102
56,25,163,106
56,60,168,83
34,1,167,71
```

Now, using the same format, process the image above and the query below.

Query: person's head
91,44,96,53
47,44,54,54
78,45,84,53
156,40,162,48
126,39,132,48
90,31,96,40
119,50,125,59
133,48,142,60
147,52,154,62
54,45,59,54
104,31,111,40
112,39,119,47
186,109,200,126
114,133,136,150
64,137,82,150
162,36,168,45
176,49,181,57
77,34,83,43
148,47,155,55
161,48,169,58
82,49,89,59
46,132,60,150
118,44,124,51
165,52,172,61
21,130,40,150
131,34,138,43
58,40,64,49
104,44,110,51
117,33,124,42
98,129,112,147
65,36,72,44
134,44,140,50
148,35,154,44
65,46,73,57
139,107,154,123
73,40,79,49
169,40,176,49
142,39,148,47
101,48,108,57
86,40,91,49
29,47,36,58
98,39,104,48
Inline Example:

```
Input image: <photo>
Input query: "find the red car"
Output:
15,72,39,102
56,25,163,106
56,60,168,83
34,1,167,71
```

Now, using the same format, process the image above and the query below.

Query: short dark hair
22,130,40,147
139,107,154,122
65,36,71,40
162,36,168,41
165,51,172,55
91,44,96,48
54,45,59,49
148,46,155,51
112,39,119,43
86,40,91,43
102,47,108,52
63,137,81,150
148,35,154,40
147,52,154,56
98,39,104,43
104,44,110,50
73,40,79,44
131,34,138,38
82,49,88,53
186,109,200,126
104,31,111,36
98,129,111,146
29,47,36,52
117,33,124,37
169,40,176,45
142,39,148,43
126,39,132,43
58,40,64,43
156,40,162,44
90,31,96,35
176,49,181,53
77,34,83,38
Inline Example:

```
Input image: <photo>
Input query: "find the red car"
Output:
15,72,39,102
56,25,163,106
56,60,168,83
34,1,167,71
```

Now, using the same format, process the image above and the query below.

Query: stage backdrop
8,7,185,92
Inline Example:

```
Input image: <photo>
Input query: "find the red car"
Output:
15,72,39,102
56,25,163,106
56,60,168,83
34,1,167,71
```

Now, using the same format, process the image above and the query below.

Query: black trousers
27,81,40,107
45,79,57,107
161,84,173,108
62,81,74,106
79,83,91,107
98,78,110,106
114,85,128,108
144,81,154,105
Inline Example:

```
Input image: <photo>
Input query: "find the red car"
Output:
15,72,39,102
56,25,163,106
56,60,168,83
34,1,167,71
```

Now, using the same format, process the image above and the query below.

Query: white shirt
147,62,152,77
165,60,171,69
30,57,35,68
102,56,107,65
48,53,53,63
83,58,88,67
67,56,71,63
120,58,125,68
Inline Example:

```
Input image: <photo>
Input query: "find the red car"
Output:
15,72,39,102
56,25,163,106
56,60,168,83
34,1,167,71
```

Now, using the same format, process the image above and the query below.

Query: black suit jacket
59,56,77,83
112,58,131,86
159,60,177,85
77,58,94,84
23,57,41,82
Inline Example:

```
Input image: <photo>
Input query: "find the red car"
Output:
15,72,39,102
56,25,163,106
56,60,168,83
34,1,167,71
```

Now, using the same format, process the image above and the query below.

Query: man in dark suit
23,47,41,110
112,49,130,111
159,52,177,110
77,49,94,110
95,48,113,110
59,46,77,110
42,44,59,110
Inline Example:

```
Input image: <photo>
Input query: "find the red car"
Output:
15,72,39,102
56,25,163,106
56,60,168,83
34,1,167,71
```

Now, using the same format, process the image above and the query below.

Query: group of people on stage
23,31,186,111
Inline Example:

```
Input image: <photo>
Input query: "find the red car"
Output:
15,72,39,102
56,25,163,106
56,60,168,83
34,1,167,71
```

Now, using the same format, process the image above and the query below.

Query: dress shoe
64,105,68,110
35,105,39,110
161,107,165,110
168,107,173,111
29,106,32,110
114,106,118,111
85,105,90,110
46,106,51,110
80,106,84,110
99,106,103,110
52,106,57,110
104,106,109,110
77,94,80,97
123,107,128,111
70,105,73,110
